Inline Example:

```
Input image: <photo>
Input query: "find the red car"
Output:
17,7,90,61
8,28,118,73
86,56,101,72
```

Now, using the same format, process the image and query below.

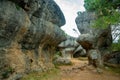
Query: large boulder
88,49,103,67
77,34,95,51
104,51,120,67
76,11,97,34
76,11,112,67
76,11,112,51
73,45,86,57
0,0,30,47
0,0,66,80
10,0,65,26
58,36,86,58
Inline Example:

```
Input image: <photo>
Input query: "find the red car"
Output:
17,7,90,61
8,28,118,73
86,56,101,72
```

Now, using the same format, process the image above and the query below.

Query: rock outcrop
104,51,120,67
58,36,86,58
54,35,86,65
0,0,66,80
76,11,112,51
75,11,112,67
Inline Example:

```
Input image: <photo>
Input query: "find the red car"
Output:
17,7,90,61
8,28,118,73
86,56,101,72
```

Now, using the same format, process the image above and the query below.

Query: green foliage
105,66,120,74
92,11,120,28
15,4,20,10
84,0,120,15
54,51,62,59
84,0,120,29
84,0,101,11
110,40,120,51
2,66,14,78
84,0,120,50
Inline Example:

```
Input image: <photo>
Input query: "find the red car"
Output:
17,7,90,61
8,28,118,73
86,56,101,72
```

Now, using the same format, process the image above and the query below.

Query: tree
84,0,120,51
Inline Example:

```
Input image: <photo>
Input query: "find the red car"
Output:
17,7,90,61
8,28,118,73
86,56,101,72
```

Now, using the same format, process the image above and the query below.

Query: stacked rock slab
76,11,112,52
0,0,66,80
58,36,86,59
75,11,112,67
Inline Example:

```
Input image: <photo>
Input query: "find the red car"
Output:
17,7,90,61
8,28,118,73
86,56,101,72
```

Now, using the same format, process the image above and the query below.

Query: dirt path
22,58,120,80
59,58,120,80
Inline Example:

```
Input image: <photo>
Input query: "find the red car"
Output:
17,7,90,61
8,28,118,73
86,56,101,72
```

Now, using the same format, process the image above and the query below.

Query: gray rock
33,0,65,26
88,49,103,67
75,11,96,34
53,57,71,65
0,0,30,47
73,45,86,57
58,36,86,58
21,16,66,49
105,51,120,64
58,36,79,48
0,0,66,80
77,34,95,50
9,0,65,26
76,11,112,51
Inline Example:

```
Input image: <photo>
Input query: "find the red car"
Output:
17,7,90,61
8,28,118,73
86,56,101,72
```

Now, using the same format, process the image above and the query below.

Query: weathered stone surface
58,36,86,58
10,0,65,27
73,45,86,57
77,34,95,51
104,51,120,67
58,36,79,48
0,0,30,47
53,57,72,65
76,11,112,51
0,0,66,80
21,16,66,49
76,11,112,67
33,0,66,26
88,49,103,67
76,11,97,34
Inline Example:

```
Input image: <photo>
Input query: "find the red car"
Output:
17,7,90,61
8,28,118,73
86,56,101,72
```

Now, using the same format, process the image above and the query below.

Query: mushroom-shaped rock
58,36,79,48
58,36,86,58
0,0,66,79
58,36,78,58
77,34,95,51
73,45,86,57
76,11,112,51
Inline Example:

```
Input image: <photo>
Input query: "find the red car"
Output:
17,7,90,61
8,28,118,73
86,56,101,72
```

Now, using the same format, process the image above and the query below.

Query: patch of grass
108,67,120,74
110,42,120,51
22,68,61,80
2,66,14,79
104,66,120,74
54,61,73,67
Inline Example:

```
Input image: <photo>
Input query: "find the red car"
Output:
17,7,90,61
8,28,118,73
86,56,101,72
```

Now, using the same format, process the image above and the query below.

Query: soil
59,58,120,80
22,58,120,80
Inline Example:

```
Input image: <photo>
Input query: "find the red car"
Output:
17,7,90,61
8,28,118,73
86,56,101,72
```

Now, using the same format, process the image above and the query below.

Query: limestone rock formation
77,34,95,51
76,11,97,34
76,11,112,67
104,51,120,67
88,49,102,67
76,11,112,51
58,36,86,59
0,0,66,80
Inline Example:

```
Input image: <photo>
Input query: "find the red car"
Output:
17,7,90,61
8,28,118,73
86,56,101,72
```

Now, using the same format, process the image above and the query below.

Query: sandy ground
59,58,120,80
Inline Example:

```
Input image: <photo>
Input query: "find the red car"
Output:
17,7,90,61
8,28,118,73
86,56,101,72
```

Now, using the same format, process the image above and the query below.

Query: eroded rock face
88,49,103,67
104,51,120,67
76,11,112,51
0,0,66,80
75,11,112,67
77,34,95,51
76,12,97,34
58,36,86,59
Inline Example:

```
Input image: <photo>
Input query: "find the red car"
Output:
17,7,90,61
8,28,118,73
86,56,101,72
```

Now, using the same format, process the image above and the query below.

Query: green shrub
110,42,120,51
